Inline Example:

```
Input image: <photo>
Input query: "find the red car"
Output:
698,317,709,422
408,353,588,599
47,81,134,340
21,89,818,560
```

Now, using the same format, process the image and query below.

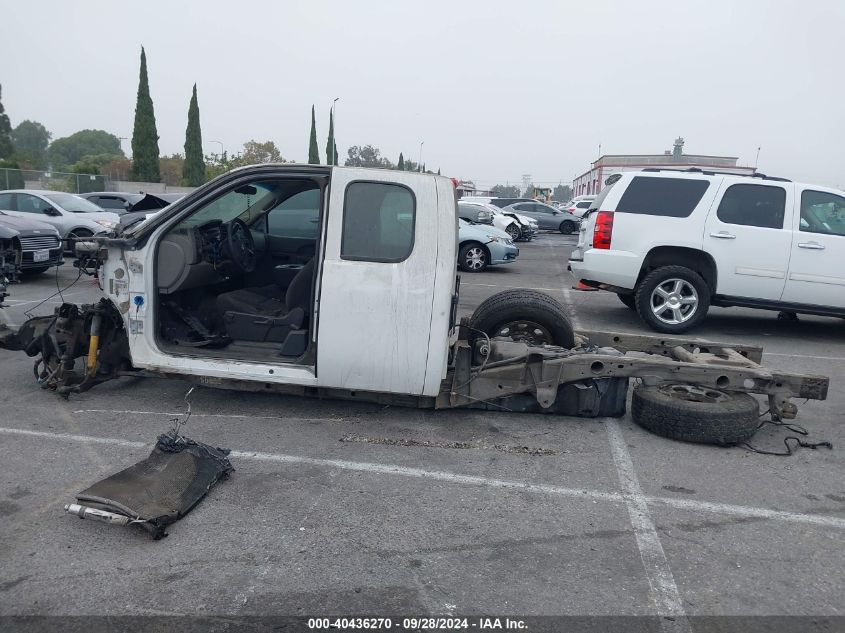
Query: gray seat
216,259,315,352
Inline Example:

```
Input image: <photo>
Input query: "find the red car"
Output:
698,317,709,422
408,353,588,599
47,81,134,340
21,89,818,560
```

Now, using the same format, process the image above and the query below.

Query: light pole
418,141,424,172
331,97,340,165
209,140,224,159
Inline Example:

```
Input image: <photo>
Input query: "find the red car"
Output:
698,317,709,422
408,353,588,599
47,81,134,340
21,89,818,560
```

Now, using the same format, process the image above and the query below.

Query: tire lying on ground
631,383,760,445
468,288,575,348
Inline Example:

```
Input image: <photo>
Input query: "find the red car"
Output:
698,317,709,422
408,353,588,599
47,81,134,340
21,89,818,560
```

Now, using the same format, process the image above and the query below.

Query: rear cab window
615,176,710,218
341,182,416,262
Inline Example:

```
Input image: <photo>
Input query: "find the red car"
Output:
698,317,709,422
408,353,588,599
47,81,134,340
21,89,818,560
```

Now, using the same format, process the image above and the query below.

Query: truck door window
716,184,786,229
800,190,845,237
341,182,415,262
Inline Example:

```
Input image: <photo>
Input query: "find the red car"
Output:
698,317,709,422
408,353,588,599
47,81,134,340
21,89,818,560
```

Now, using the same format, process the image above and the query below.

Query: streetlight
330,97,340,165
418,141,424,172
209,140,224,158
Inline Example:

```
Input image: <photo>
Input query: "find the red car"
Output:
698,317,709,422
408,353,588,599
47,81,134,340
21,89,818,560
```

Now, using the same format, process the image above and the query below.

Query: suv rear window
615,176,709,217
716,184,786,229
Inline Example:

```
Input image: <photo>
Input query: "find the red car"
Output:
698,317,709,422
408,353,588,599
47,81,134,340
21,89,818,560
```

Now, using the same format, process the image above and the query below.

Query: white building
572,138,756,196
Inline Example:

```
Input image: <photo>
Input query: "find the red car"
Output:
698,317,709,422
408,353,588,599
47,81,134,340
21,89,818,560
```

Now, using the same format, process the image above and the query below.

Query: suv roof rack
640,167,791,182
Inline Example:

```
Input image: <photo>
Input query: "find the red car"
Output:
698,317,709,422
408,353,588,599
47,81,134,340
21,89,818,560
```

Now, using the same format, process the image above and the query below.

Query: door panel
781,188,845,308
317,169,439,395
703,182,793,300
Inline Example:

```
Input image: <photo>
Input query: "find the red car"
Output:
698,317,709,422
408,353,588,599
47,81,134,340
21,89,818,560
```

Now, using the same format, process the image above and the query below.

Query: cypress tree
308,106,320,165
325,110,336,165
182,84,205,186
0,85,13,159
397,153,405,170
130,47,161,182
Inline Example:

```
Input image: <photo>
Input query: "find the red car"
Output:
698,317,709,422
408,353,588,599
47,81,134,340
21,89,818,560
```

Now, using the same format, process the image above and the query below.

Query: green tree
325,110,337,165
241,139,284,164
182,84,205,186
130,47,161,182
308,105,320,165
397,153,405,170
0,85,14,160
553,184,573,202
522,184,535,198
344,145,394,169
48,130,123,171
11,120,51,169
491,184,521,198
437,168,441,175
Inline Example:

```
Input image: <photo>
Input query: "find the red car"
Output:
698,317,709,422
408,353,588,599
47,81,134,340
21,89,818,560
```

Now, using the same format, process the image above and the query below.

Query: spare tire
631,383,760,445
468,289,575,347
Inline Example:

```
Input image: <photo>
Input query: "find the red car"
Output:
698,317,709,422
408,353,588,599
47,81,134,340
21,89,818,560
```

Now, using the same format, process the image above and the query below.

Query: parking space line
765,352,845,362
3,425,845,531
605,419,687,619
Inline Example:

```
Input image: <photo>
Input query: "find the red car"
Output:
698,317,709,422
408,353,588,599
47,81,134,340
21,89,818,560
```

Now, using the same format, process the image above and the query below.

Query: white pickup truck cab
0,165,829,438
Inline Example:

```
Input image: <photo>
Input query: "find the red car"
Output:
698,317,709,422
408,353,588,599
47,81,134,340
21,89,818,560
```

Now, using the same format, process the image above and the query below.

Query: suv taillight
593,211,614,249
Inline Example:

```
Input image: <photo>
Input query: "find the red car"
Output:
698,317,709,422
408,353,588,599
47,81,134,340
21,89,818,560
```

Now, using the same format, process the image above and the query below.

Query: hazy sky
3,0,843,188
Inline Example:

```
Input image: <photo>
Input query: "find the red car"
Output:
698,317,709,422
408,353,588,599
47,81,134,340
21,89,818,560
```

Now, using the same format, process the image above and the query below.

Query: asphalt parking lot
1,234,844,625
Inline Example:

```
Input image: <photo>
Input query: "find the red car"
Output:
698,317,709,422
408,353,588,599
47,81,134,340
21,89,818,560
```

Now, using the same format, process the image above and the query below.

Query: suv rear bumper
568,249,641,290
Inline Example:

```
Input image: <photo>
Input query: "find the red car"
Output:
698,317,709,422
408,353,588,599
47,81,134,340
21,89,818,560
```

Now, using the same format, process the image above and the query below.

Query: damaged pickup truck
0,165,830,444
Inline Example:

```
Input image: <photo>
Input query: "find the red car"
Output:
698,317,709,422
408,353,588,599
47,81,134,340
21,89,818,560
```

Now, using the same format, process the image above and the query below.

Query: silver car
501,200,581,234
0,190,120,251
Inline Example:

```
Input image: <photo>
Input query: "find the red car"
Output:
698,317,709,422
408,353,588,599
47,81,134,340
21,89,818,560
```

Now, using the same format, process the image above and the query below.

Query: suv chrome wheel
650,278,698,325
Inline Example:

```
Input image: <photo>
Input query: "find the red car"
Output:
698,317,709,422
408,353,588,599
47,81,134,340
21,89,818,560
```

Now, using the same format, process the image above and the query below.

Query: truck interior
154,175,327,363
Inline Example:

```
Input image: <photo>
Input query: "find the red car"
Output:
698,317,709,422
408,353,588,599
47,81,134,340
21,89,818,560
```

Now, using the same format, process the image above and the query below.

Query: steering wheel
226,218,257,273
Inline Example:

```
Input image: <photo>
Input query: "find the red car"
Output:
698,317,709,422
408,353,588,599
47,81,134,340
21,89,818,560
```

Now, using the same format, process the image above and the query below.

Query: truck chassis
0,301,827,424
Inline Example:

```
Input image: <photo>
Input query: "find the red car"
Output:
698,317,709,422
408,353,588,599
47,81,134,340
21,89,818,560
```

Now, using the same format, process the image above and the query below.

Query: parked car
80,191,185,215
569,168,845,333
458,218,519,272
565,195,595,218
463,201,539,241
457,201,493,226
501,200,581,233
0,190,119,253
0,211,63,274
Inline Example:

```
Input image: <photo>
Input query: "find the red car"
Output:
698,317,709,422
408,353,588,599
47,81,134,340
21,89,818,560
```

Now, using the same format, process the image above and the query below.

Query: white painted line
2,425,845,530
605,418,687,618
73,409,318,423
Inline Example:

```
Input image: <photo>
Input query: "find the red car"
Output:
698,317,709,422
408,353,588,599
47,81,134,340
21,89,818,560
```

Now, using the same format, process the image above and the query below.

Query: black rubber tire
559,220,576,234
458,242,489,273
631,384,760,445
505,224,521,241
634,265,711,334
468,288,575,347
618,293,637,310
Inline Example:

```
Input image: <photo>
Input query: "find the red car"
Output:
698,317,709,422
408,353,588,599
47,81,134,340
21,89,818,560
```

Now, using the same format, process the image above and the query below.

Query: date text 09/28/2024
307,617,528,630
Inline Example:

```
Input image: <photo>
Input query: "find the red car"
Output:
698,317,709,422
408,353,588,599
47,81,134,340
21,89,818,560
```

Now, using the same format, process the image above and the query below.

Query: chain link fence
0,168,194,195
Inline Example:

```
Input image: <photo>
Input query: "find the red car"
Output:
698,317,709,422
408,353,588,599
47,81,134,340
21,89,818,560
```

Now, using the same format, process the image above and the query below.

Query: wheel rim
507,225,520,240
493,320,553,345
464,247,487,270
659,383,729,404
650,278,698,325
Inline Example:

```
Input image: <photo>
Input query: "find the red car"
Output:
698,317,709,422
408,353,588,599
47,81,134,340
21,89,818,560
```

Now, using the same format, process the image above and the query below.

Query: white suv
568,169,845,333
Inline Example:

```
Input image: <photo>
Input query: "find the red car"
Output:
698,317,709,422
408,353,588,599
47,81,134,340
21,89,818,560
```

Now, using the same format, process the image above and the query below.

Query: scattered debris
64,388,234,539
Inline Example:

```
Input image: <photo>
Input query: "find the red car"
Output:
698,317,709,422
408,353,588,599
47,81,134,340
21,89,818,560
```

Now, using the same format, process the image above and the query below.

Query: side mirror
123,201,131,210
44,207,61,216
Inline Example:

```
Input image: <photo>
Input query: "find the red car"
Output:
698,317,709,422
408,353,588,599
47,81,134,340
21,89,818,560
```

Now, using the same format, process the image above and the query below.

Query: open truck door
316,169,454,396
